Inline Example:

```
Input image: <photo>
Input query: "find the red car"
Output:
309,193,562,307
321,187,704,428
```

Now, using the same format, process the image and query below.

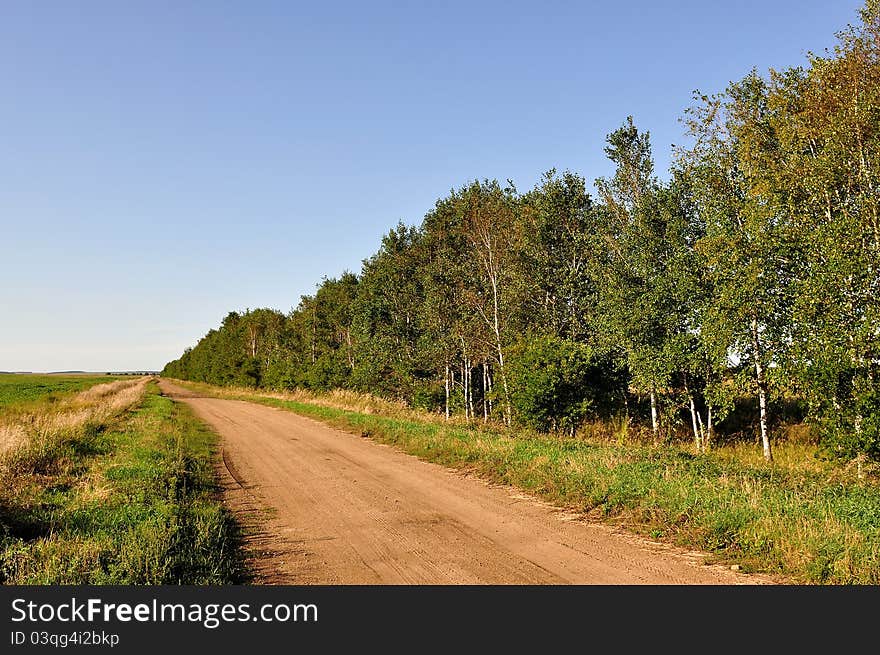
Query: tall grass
181,381,453,424
0,378,148,460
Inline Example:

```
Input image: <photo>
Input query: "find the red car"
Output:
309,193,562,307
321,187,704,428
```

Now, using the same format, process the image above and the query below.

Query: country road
159,380,759,585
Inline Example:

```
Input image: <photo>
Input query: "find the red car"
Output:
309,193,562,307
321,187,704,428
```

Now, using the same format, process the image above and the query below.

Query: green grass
177,380,880,585
0,382,244,584
0,374,121,410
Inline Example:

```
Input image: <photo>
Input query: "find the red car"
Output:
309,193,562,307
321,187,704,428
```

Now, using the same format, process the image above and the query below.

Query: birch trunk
248,326,257,359
486,365,493,417
466,358,474,420
461,361,469,421
345,329,354,370
497,345,511,425
689,395,701,452
444,364,450,420
751,314,773,462
650,390,659,439
482,362,489,422
696,410,706,451
466,203,512,426
695,404,713,453
706,405,713,450
489,274,512,425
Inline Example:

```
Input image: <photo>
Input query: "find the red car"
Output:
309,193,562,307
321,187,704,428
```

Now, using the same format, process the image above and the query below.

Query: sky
0,0,864,372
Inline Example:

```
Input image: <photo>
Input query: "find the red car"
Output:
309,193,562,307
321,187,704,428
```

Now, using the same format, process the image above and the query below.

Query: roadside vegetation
175,379,880,584
0,377,243,584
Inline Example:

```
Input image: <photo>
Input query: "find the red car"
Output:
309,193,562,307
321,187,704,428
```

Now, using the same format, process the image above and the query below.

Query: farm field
0,374,121,410
0,377,242,584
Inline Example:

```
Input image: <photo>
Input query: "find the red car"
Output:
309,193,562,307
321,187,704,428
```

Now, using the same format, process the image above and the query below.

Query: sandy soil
160,380,766,585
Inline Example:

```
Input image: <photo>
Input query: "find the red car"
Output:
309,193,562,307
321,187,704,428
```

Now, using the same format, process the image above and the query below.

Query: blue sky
0,1,863,371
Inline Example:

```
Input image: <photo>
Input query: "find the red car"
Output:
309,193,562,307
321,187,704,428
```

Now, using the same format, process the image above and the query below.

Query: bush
507,336,627,434
814,370,880,462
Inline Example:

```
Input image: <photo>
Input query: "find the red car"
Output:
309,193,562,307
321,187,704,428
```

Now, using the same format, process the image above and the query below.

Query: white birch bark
650,390,659,438
482,362,489,422
751,314,773,462
444,363,450,420
466,357,474,420
689,394,701,452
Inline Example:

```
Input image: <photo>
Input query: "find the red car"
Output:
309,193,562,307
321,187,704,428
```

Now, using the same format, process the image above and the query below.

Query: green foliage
351,224,428,400
507,336,626,434
514,171,597,340
814,370,880,461
678,4,880,460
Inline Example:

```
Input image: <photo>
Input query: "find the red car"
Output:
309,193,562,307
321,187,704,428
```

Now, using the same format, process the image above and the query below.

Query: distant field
0,374,119,409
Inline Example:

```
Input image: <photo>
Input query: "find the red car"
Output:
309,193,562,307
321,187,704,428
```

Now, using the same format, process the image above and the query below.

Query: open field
171,379,880,584
0,373,121,410
0,378,242,584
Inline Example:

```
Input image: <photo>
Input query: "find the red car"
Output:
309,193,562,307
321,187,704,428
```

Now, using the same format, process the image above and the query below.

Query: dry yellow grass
180,381,463,425
0,424,28,457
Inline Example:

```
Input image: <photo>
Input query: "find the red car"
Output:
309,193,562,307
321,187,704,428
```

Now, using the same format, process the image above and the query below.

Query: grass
0,380,244,584
0,374,121,410
174,379,880,584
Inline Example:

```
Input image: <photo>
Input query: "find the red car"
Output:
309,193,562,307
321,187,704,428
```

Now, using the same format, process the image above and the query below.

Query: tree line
164,4,880,463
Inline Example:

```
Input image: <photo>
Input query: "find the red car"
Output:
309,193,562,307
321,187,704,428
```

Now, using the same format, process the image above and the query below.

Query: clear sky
0,0,864,372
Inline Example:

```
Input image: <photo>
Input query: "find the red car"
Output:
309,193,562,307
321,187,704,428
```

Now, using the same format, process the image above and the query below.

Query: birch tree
594,118,682,440
681,74,799,462
762,2,880,462
351,223,428,401
515,170,598,341
454,181,518,424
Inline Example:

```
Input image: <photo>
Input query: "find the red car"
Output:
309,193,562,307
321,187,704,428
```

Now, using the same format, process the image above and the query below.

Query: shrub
507,336,627,434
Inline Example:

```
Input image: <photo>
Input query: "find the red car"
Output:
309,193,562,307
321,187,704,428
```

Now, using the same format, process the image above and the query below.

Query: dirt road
160,381,758,584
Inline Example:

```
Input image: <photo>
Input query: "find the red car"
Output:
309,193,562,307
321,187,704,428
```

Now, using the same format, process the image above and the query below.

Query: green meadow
0,374,120,410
